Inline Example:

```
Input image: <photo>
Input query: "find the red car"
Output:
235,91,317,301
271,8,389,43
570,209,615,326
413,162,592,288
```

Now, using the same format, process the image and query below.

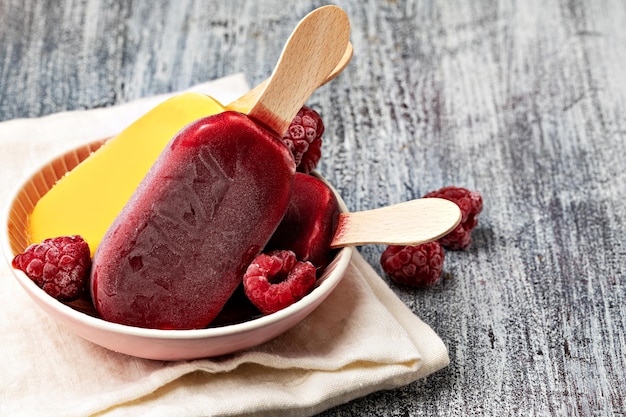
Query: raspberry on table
282,106,324,174
243,250,317,315
380,242,445,287
424,186,483,250
12,235,91,301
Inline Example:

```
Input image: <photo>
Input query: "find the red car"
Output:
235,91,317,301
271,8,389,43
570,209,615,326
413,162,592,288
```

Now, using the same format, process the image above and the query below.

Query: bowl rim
2,140,353,342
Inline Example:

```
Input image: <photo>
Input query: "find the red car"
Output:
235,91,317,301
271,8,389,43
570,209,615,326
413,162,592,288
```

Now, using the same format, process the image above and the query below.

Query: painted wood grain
1,0,625,415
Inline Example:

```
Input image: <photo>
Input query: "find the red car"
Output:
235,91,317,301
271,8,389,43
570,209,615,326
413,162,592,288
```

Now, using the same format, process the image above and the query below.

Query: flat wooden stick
226,42,353,114
246,6,350,136
331,198,462,248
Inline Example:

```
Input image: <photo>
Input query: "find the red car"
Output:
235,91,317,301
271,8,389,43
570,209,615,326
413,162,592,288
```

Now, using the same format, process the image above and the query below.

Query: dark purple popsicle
90,111,295,330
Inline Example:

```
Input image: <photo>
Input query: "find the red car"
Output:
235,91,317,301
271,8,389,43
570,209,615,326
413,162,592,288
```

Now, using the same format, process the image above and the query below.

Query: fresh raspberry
424,186,483,250
282,106,324,174
12,235,91,301
380,242,444,287
243,250,317,315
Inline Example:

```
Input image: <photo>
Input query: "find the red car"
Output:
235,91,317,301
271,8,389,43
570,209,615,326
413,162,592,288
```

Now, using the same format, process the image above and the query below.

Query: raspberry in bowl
2,141,353,360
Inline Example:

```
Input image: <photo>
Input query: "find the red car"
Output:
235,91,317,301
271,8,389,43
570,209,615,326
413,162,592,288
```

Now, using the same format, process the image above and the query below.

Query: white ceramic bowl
2,141,352,361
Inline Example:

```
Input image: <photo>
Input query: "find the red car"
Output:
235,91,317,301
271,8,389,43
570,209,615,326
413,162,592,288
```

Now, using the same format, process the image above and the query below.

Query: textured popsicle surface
265,173,340,270
90,111,296,330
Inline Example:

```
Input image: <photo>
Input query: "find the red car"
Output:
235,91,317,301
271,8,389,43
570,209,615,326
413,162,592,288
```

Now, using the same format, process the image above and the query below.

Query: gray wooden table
2,0,625,415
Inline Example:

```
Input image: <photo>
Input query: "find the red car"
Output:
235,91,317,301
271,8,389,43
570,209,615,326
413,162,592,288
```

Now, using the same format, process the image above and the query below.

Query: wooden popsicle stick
246,5,351,136
226,42,353,114
330,198,462,248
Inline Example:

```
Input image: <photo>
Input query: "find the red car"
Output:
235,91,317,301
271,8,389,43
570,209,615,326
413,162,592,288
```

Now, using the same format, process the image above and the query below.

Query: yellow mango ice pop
29,93,225,254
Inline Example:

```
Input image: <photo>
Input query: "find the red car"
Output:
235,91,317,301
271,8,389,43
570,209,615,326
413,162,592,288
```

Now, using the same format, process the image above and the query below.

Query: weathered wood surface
1,0,625,415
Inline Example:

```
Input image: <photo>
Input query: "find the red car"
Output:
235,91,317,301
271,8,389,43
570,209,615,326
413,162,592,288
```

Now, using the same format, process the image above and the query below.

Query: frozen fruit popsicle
265,173,340,270
91,6,351,329
266,173,463,274
91,111,296,329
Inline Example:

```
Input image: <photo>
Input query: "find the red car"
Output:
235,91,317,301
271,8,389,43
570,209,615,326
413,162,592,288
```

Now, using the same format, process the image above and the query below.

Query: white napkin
0,75,449,417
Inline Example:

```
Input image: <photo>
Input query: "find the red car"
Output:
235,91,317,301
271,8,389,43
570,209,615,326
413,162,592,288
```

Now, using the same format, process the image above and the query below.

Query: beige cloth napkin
0,75,449,417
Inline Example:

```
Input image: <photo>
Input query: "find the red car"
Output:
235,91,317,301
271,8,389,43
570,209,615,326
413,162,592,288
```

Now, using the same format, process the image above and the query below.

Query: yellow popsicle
29,93,225,254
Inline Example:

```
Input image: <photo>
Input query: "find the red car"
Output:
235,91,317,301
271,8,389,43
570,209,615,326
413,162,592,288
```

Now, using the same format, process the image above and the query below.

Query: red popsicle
90,112,296,329
266,174,465,281
90,6,351,329
265,173,340,270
